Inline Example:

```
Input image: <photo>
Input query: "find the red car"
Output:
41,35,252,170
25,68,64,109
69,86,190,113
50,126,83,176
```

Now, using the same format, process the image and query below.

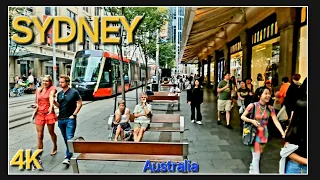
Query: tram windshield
72,56,102,82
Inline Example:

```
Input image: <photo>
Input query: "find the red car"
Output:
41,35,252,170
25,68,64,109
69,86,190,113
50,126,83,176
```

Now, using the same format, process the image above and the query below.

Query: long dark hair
230,76,236,85
285,77,307,142
239,80,248,90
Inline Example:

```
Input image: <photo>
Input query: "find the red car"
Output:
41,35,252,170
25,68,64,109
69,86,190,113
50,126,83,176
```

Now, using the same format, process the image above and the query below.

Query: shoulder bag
242,103,257,146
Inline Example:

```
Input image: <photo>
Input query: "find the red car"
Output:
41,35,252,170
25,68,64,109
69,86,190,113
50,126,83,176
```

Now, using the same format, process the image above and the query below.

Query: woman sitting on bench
113,100,131,141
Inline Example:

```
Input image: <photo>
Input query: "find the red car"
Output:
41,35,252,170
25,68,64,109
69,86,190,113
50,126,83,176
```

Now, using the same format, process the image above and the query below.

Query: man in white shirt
28,74,34,88
169,84,181,107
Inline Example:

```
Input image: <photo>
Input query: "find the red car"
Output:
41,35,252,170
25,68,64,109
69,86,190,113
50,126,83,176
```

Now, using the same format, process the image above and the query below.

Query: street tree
147,42,176,68
105,7,168,84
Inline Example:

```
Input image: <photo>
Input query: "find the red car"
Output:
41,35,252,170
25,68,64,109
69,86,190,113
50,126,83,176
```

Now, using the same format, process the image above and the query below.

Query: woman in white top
113,100,131,141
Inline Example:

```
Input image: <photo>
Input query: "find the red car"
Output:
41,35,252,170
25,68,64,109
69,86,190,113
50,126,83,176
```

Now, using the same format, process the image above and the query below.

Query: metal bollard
135,81,138,104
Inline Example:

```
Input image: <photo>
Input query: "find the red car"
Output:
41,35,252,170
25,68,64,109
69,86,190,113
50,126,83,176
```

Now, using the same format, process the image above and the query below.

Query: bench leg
108,131,114,141
178,102,180,111
180,132,184,142
70,157,79,173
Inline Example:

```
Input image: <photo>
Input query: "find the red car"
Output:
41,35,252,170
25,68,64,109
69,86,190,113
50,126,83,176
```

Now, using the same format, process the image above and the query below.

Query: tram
70,50,152,99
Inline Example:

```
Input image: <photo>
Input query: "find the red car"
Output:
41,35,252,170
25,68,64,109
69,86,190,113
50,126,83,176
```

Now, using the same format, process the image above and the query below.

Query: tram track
9,100,94,130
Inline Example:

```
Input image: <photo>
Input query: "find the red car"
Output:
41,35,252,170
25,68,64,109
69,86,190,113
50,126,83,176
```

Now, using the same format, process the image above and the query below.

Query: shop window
263,28,266,39
251,37,280,91
271,23,274,36
267,26,270,38
275,22,278,34
297,25,307,81
230,51,243,81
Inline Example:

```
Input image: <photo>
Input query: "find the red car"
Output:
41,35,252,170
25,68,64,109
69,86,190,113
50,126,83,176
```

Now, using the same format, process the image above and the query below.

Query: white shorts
218,100,232,112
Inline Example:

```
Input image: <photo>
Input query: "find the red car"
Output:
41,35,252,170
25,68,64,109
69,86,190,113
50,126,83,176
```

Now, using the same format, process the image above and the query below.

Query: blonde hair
38,75,53,92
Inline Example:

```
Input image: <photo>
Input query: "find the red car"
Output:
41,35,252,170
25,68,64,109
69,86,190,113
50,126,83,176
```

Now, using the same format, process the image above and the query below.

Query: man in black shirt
54,75,83,165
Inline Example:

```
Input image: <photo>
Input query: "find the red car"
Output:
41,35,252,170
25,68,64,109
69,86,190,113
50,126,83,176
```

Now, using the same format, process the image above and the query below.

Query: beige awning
15,51,73,63
181,7,276,63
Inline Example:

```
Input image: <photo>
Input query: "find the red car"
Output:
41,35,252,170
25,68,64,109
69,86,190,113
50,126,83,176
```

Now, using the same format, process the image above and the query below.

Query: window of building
86,35,90,49
95,7,100,16
67,30,76,52
179,7,184,16
251,37,280,90
83,7,89,13
45,7,51,15
230,51,243,81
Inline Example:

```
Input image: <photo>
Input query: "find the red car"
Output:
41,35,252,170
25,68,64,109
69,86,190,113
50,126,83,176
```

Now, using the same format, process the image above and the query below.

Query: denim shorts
285,160,307,174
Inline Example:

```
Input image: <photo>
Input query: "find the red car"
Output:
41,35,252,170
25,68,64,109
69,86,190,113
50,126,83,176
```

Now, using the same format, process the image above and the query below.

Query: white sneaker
196,121,202,125
63,158,70,165
191,120,195,123
249,163,253,174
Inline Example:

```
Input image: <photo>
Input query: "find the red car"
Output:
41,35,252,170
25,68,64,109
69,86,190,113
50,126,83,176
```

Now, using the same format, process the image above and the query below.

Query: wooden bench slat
149,127,181,132
151,114,180,123
77,153,184,162
148,96,179,101
72,141,185,155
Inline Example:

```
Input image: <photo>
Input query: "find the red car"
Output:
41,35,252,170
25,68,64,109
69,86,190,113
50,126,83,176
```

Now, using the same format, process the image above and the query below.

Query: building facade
167,7,184,73
194,7,307,90
9,6,145,86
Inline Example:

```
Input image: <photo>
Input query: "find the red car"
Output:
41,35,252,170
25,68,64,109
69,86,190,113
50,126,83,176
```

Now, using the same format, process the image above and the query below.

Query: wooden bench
107,114,185,142
160,83,174,91
148,92,180,111
67,137,189,173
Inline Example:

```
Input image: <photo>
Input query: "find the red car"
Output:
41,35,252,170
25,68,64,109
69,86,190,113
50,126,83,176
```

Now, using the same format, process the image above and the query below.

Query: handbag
242,103,257,146
30,90,38,124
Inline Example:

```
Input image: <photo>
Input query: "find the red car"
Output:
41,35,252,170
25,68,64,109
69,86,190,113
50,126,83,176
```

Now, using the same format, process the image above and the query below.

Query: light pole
52,7,57,86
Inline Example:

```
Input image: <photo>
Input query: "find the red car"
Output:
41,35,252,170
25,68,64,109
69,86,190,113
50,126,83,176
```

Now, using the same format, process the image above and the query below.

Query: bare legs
114,125,124,141
133,128,146,142
36,123,57,156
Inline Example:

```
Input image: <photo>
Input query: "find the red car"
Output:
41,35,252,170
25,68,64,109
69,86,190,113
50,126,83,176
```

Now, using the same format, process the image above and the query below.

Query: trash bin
152,83,159,92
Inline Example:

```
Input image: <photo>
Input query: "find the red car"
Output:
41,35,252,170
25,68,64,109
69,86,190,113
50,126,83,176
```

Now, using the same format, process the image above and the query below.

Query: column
59,61,65,76
240,29,252,80
276,7,297,84
41,62,46,76
214,51,219,95
201,60,205,78
9,57,16,83
222,44,230,74
34,59,42,79
207,55,212,87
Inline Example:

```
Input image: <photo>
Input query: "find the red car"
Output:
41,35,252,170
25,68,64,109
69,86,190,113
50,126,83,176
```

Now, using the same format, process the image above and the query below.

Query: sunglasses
60,93,65,100
141,97,147,99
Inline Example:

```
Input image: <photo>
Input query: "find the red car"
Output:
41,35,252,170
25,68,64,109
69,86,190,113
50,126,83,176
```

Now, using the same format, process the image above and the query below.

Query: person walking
54,75,83,165
187,79,203,125
217,72,233,129
241,86,285,174
32,75,58,170
283,78,307,174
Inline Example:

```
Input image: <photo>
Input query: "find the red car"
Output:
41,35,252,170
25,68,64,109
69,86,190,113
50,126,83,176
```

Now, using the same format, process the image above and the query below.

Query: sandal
50,149,57,156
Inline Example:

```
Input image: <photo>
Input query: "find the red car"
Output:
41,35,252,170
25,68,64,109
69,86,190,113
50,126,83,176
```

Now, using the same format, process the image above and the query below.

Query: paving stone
212,159,247,169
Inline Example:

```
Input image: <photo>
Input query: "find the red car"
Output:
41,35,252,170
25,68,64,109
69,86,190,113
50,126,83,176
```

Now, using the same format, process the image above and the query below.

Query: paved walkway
9,88,283,174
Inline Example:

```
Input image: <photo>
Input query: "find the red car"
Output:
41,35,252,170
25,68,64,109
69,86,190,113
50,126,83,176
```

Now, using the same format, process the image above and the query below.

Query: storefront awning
15,51,73,63
181,7,276,63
